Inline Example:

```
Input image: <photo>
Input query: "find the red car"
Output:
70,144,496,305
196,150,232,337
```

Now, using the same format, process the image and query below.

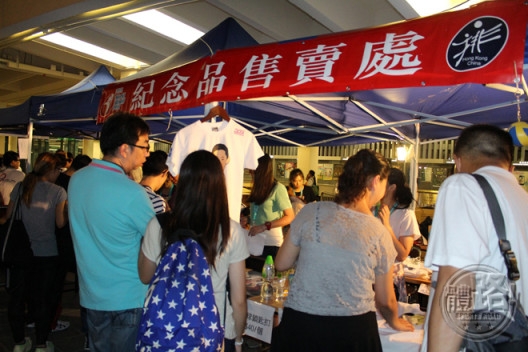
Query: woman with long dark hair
138,150,248,352
3,152,67,352
376,168,421,261
247,154,294,258
275,149,413,351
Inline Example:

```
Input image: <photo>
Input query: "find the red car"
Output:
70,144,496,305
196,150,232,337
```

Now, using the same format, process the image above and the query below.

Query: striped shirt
143,186,167,214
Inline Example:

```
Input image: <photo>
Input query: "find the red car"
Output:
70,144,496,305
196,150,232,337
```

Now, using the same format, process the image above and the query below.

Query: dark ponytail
388,168,414,209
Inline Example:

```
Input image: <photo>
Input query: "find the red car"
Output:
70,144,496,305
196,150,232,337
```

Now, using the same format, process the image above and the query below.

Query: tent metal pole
305,132,393,146
27,121,33,172
355,99,520,128
288,95,348,133
233,118,305,147
410,123,420,211
351,100,412,143
522,74,528,97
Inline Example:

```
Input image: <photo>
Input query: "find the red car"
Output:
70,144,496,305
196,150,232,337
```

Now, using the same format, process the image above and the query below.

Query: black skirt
274,307,382,352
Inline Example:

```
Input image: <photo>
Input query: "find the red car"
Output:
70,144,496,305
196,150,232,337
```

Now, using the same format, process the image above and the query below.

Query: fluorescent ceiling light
123,9,204,45
406,0,467,17
390,0,484,18
407,0,482,17
40,33,147,69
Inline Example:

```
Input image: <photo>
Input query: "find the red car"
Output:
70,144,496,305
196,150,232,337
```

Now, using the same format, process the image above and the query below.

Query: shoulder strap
1,188,22,262
471,173,520,282
472,174,506,240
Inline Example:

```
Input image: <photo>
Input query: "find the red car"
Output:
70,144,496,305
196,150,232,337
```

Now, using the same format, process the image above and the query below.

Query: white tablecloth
378,302,424,352
403,257,432,281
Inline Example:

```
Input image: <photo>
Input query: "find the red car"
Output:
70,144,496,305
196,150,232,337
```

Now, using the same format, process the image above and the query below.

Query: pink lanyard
90,162,124,174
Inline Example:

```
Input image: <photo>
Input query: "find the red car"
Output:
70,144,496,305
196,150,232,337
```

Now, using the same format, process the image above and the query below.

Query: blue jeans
86,308,142,352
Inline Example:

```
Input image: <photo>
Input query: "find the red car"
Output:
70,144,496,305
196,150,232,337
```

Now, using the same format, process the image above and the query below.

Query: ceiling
0,0,420,109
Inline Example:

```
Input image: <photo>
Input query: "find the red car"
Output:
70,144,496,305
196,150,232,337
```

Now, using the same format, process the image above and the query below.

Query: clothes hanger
200,105,230,122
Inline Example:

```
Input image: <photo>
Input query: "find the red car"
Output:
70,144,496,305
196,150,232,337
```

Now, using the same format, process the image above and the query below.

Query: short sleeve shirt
390,207,421,241
12,181,67,256
142,217,249,339
250,183,292,246
285,201,396,316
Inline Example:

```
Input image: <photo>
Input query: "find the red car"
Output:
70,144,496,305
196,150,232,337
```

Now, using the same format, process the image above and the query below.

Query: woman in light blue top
247,154,293,259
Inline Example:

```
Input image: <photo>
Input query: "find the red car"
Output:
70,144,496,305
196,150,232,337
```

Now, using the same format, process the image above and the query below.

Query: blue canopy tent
97,0,528,148
227,80,528,147
1,2,527,151
92,0,526,198
0,17,260,140
34,17,259,140
0,65,116,138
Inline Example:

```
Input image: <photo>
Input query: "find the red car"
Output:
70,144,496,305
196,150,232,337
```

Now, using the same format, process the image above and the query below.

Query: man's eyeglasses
128,143,150,152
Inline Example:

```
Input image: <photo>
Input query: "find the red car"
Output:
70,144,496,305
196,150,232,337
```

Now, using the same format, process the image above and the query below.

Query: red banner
97,0,528,123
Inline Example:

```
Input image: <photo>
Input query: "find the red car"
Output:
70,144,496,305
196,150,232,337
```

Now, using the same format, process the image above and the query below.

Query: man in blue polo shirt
68,112,155,352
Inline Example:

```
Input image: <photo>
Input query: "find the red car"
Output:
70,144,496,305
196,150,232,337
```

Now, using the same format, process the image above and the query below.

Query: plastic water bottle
275,271,287,300
260,255,275,300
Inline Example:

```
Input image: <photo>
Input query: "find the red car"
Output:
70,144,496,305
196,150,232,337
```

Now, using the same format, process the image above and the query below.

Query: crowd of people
1,111,527,352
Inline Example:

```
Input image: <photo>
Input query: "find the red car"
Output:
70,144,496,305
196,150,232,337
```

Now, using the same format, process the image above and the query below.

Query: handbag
1,188,33,266
463,174,528,351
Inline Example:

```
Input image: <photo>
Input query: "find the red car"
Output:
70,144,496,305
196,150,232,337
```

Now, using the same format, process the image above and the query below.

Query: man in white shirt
422,124,528,351
0,151,25,205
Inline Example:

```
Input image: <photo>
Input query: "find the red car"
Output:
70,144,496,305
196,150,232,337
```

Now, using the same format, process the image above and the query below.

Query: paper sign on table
418,283,430,295
245,300,275,343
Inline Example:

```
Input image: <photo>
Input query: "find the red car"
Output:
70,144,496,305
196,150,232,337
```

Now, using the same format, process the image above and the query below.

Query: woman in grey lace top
275,149,413,351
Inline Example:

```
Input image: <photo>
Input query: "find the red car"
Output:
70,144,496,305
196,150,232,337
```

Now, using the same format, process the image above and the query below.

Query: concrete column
82,139,101,159
297,146,318,176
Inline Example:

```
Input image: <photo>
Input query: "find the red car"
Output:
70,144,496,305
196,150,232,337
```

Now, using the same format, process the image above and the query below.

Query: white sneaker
34,341,54,352
51,320,70,332
13,337,31,352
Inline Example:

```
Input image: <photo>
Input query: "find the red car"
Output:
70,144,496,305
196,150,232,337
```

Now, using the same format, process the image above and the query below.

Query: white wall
82,139,101,159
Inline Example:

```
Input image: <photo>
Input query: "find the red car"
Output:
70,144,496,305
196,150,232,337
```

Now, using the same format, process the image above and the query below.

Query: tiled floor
0,268,269,352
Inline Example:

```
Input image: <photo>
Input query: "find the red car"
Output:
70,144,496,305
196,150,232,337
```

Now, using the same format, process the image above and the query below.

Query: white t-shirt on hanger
167,119,264,220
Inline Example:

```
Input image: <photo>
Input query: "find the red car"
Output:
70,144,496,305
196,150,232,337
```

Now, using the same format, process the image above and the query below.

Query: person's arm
428,265,465,352
138,249,157,284
394,236,414,261
378,205,414,261
0,198,14,225
275,232,300,272
55,200,67,228
248,207,294,237
273,207,294,228
228,260,247,352
375,270,414,332
138,217,163,283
